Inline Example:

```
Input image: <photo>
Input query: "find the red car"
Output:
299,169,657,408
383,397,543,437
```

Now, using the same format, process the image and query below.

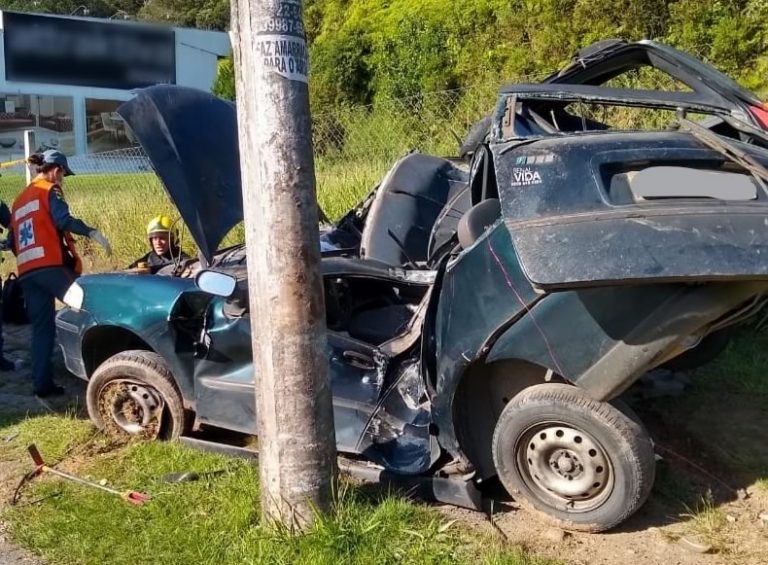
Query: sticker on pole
256,34,308,83
255,0,309,83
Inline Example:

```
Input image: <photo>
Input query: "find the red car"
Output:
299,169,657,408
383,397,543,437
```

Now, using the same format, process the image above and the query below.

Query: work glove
89,230,112,256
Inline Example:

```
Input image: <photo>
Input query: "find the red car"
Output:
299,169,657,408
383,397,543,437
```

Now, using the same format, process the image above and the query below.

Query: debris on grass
681,493,729,553
678,535,713,554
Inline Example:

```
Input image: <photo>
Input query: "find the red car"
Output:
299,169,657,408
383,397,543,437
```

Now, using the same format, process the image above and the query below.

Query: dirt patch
0,522,42,565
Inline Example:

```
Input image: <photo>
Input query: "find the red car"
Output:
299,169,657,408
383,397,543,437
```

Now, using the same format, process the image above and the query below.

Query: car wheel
86,350,187,440
459,115,492,159
661,328,733,371
492,383,655,532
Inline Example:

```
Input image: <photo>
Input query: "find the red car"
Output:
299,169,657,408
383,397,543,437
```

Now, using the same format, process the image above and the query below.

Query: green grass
692,325,768,397
0,415,552,565
647,324,768,497
681,494,730,552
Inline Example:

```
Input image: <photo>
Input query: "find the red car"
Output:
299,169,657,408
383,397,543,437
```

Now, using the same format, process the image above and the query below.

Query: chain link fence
311,79,525,217
312,81,502,163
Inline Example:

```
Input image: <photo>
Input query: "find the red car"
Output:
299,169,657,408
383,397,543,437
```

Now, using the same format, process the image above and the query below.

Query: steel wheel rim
98,379,165,438
515,422,614,512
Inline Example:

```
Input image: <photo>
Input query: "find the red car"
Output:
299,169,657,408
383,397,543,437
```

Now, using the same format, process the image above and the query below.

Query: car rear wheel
86,350,187,440
492,384,655,532
661,327,733,371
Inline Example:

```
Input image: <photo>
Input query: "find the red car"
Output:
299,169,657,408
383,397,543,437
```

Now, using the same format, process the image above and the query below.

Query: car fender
72,273,201,403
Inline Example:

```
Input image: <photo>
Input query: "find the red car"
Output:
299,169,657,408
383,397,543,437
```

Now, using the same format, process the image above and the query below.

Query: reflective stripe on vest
16,246,45,266
13,199,40,221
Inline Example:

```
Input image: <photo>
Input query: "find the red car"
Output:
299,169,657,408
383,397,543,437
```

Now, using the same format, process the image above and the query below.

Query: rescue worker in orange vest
8,150,111,397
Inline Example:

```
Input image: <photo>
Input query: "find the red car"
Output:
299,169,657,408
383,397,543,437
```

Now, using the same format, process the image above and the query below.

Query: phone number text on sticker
510,167,543,187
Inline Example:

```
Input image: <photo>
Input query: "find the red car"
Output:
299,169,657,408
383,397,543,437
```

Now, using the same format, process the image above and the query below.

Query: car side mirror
195,270,236,297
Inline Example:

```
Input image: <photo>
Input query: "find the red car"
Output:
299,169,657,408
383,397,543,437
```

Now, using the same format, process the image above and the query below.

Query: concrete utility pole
231,0,337,527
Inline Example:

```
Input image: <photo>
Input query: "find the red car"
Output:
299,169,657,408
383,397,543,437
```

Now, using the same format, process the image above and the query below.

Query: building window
86,99,136,154
0,94,74,161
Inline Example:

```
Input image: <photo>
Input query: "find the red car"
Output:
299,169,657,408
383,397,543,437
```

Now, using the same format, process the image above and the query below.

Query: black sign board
3,12,176,90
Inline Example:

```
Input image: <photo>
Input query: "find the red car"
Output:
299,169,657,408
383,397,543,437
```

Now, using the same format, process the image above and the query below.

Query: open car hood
118,86,243,263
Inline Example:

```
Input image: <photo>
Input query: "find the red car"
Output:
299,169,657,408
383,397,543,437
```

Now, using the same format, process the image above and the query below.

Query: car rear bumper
55,307,96,380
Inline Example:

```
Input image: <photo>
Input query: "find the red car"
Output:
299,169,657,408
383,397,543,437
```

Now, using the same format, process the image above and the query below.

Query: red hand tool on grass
27,444,150,505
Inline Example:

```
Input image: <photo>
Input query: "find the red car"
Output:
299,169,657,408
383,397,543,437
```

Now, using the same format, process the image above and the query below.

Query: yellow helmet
146,215,173,237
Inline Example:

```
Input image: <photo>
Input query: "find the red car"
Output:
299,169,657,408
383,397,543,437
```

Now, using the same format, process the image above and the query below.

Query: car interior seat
347,304,415,345
457,199,501,249
453,143,502,249
360,153,469,267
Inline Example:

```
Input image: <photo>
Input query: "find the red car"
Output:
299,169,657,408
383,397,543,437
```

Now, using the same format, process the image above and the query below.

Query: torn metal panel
359,360,438,475
574,282,768,399
545,40,762,120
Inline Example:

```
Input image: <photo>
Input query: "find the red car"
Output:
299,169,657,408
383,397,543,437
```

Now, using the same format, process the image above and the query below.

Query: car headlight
62,282,84,311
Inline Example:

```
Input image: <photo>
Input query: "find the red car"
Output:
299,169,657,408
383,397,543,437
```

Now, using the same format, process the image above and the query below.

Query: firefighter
8,150,111,397
128,215,189,273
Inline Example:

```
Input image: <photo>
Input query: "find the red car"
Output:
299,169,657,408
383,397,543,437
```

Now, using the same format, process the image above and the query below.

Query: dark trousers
0,299,5,355
20,266,78,393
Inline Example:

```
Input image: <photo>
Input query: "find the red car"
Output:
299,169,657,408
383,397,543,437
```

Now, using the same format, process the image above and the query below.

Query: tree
0,1,146,18
138,0,229,30
0,0,230,30
211,54,235,100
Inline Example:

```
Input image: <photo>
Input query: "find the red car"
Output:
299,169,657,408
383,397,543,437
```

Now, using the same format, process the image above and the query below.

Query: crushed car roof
546,39,761,109
498,83,736,115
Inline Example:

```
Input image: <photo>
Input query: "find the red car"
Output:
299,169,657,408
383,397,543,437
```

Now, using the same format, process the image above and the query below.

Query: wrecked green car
57,40,768,531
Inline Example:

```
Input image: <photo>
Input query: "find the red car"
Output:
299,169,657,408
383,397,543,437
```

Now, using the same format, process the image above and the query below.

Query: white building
0,10,230,161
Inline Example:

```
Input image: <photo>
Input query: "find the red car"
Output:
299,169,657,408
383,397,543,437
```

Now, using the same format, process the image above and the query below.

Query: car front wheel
492,383,655,532
86,350,187,440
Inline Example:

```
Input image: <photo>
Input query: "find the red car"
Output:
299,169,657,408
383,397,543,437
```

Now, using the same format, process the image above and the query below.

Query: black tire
661,328,733,371
492,384,655,532
86,350,187,440
459,115,492,159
